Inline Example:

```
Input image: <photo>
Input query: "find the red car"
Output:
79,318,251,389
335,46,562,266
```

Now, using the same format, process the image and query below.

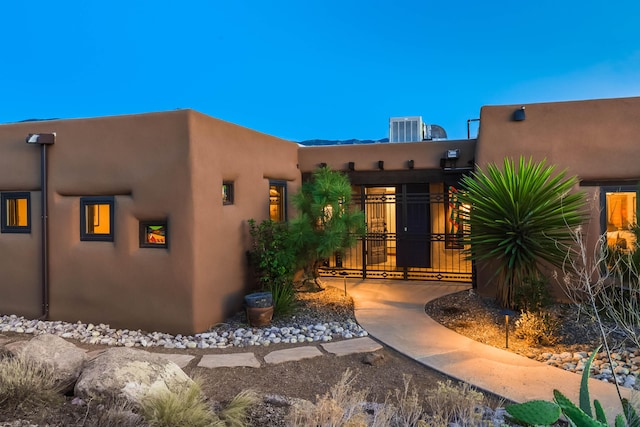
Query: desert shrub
0,354,63,411
423,380,485,427
216,389,259,427
458,156,585,309
514,310,560,346
392,375,425,426
140,379,257,427
513,276,553,312
286,369,369,426
248,219,298,316
140,381,217,427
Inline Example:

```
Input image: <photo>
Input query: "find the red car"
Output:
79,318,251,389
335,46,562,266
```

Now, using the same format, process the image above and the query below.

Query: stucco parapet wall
298,139,476,173
476,96,640,181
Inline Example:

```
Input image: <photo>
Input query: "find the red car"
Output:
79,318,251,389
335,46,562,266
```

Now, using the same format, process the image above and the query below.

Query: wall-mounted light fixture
319,162,327,168
347,161,355,171
445,149,460,160
377,160,384,170
407,160,414,169
26,133,56,145
513,106,526,121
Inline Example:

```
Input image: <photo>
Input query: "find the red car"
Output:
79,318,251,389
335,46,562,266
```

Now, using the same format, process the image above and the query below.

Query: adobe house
2,96,640,333
0,110,300,334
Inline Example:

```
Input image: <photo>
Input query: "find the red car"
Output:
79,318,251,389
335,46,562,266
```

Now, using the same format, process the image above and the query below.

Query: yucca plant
458,156,585,309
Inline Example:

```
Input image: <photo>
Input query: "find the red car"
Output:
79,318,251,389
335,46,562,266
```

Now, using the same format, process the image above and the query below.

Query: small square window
1,192,31,233
140,221,168,248
223,182,234,205
80,197,114,241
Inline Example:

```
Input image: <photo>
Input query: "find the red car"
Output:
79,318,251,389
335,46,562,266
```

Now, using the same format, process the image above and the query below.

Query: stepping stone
198,353,261,368
155,353,196,369
264,346,323,364
321,337,382,356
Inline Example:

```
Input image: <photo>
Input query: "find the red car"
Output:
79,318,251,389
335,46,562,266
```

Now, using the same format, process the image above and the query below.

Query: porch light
348,161,355,171
407,160,414,169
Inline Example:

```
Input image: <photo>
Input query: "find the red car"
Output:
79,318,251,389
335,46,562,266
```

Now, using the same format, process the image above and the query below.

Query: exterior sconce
319,162,327,168
407,160,414,169
347,161,355,171
378,161,384,170
26,133,56,144
513,106,526,121
445,149,460,160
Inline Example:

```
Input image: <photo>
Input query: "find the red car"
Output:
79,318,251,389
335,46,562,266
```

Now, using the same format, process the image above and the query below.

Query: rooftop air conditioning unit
389,116,423,143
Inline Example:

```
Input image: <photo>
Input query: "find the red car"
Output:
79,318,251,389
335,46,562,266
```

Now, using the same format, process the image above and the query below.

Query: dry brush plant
140,379,258,427
286,370,490,427
0,353,63,412
556,226,637,403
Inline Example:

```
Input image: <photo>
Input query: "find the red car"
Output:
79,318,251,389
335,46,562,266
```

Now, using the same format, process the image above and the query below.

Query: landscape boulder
75,347,194,406
13,333,87,393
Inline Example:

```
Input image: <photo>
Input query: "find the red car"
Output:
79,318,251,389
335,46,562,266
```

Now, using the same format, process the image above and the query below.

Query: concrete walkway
322,278,629,422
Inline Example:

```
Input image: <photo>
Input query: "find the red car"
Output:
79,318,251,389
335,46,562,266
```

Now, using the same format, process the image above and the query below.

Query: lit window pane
86,203,111,234
7,198,28,227
269,184,285,222
147,225,165,243
606,191,637,250
1,192,30,233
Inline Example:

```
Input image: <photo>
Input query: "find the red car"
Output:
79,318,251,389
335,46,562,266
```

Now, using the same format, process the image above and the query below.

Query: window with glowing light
140,221,168,248
269,181,287,222
1,192,30,233
80,197,114,241
603,187,638,251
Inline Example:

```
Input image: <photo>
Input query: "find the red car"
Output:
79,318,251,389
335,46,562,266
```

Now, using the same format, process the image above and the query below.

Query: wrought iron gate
319,185,472,283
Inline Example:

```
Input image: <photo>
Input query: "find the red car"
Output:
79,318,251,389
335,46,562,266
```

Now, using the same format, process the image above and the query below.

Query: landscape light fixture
500,309,516,348
513,106,526,121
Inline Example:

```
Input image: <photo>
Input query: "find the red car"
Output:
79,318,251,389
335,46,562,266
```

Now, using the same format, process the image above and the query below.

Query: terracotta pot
246,306,274,327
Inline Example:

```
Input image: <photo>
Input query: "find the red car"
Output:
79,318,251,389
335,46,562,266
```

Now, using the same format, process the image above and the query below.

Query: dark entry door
396,183,431,268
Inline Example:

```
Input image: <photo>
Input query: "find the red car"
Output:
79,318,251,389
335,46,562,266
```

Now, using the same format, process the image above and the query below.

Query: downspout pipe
26,133,55,320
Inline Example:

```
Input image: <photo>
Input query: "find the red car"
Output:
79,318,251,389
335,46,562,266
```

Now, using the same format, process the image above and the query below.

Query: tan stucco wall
0,112,196,333
475,96,640,298
187,111,300,332
0,110,300,334
298,140,475,173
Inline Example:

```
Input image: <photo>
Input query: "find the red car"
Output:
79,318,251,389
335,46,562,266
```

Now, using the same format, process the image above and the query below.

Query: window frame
222,181,234,205
80,196,115,242
139,220,168,249
269,180,287,222
600,186,638,232
1,192,31,234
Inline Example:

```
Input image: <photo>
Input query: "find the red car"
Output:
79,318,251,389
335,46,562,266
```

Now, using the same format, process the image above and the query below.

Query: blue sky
2,1,639,141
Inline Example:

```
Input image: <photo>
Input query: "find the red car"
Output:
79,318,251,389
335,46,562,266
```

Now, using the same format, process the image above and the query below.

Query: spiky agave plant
458,156,585,309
